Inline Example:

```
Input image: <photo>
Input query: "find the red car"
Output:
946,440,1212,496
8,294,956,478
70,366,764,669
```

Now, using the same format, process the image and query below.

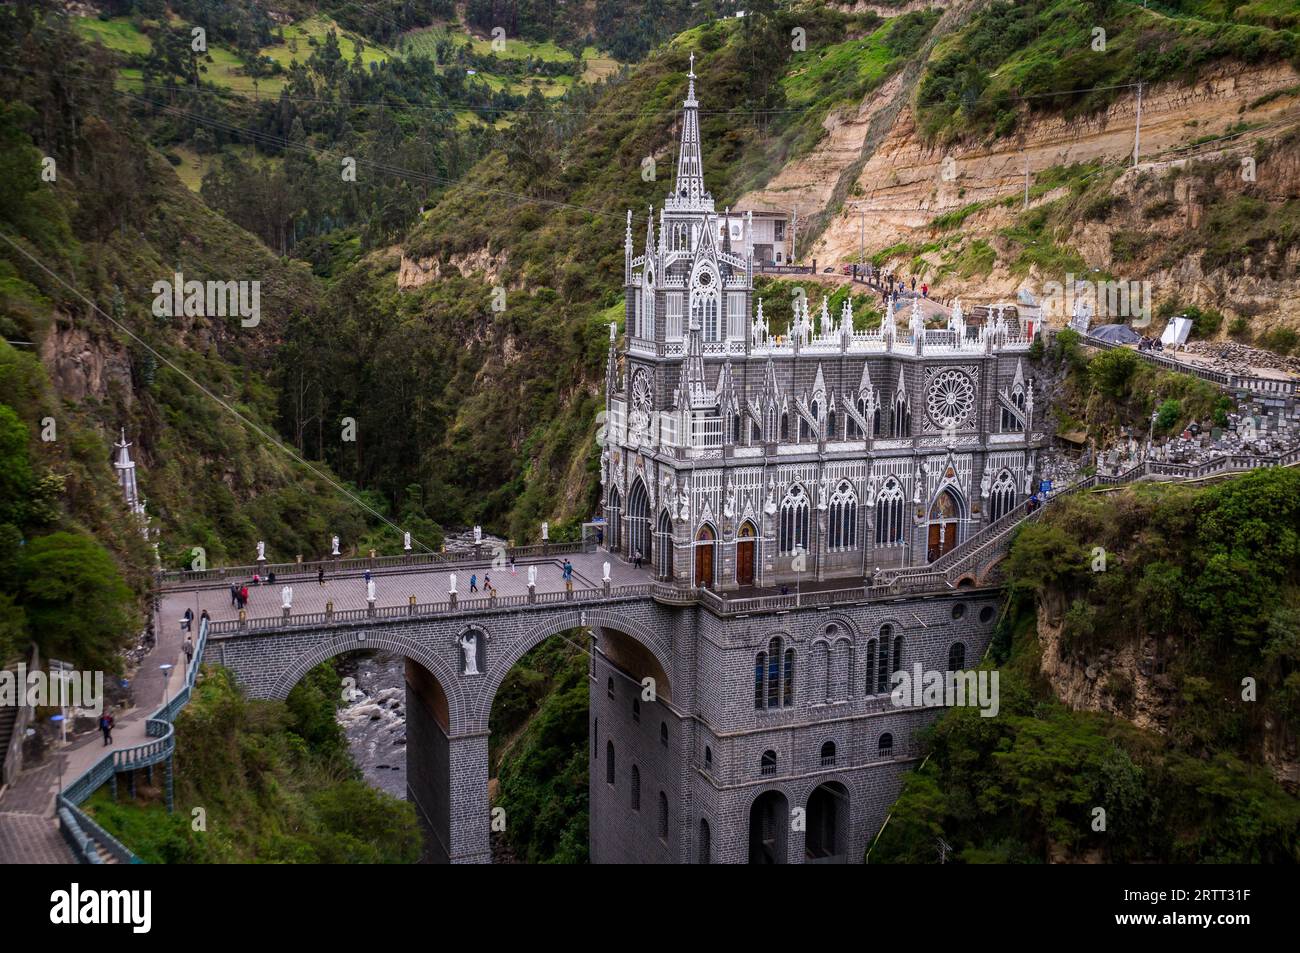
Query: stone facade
601,64,1047,589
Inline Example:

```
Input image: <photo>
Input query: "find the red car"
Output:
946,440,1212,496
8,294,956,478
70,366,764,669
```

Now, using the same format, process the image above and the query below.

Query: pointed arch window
828,480,857,550
780,412,790,441
989,469,1017,522
1002,383,1027,432
655,509,674,580
779,484,810,555
755,636,794,710
892,391,911,438
875,478,905,546
875,625,893,694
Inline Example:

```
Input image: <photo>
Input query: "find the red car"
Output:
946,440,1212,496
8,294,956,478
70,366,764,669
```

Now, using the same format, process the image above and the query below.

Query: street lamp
159,663,174,722
49,714,65,796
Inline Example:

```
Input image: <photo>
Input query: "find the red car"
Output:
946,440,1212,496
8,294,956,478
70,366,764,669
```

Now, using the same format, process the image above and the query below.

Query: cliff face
1036,603,1171,735
806,59,1300,329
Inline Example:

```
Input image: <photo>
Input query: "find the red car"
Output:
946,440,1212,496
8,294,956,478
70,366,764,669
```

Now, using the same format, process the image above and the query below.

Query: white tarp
1161,316,1192,348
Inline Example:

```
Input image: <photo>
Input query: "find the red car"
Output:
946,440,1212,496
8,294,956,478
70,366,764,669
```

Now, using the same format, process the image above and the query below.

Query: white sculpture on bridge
473,524,482,545
449,573,457,595
528,565,537,587
257,540,266,561
367,579,376,603
541,521,549,541
460,633,480,676
603,561,611,583
281,586,293,609
403,531,411,552
331,535,340,556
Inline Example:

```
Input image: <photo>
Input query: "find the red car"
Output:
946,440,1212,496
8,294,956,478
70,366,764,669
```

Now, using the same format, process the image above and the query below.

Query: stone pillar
447,733,491,864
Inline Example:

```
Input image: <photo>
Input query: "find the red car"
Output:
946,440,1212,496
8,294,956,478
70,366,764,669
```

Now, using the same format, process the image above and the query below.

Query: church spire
672,52,711,208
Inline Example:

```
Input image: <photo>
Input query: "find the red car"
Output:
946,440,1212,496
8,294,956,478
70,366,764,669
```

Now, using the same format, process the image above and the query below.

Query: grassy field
74,13,388,99
779,21,899,108
71,15,152,54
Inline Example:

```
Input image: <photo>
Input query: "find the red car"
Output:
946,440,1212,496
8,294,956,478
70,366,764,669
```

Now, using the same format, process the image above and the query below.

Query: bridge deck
157,551,656,632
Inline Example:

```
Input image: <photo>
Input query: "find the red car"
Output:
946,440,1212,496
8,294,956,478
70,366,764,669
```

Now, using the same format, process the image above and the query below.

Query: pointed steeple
113,428,147,521
644,205,656,261
672,51,711,208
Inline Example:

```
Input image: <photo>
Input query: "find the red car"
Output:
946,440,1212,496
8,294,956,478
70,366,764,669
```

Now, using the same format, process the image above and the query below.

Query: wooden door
928,521,957,561
695,542,714,588
736,539,755,586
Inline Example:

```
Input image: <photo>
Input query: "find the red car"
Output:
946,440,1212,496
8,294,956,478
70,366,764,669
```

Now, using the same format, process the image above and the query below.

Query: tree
19,532,136,671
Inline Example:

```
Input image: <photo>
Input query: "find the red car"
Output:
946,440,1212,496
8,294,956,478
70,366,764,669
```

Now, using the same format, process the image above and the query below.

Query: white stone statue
818,477,831,511
367,579,376,602
449,573,457,595
603,561,611,583
460,633,480,676
865,477,877,507
677,486,690,522
473,524,482,544
281,585,293,609
330,535,340,556
913,477,923,505
980,469,992,499
723,488,736,519
541,521,549,541
764,479,777,516
256,540,266,561
528,565,537,587
403,531,412,552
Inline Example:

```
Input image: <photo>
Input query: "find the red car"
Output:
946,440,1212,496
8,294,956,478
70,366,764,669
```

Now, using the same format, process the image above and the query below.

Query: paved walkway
160,551,656,626
0,611,195,863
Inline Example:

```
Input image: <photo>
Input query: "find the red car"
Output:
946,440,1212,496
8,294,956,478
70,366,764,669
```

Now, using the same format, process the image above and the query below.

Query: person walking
633,548,642,569
364,568,373,585
230,583,239,608
562,559,572,581
910,275,917,291
921,283,928,299
240,584,249,608
199,609,210,625
184,635,195,667
470,573,478,593
509,555,517,576
98,712,114,747
182,607,193,633
318,567,326,587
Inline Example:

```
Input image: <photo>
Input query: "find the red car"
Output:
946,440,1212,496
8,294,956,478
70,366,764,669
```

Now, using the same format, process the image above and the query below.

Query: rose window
630,370,653,438
926,370,975,430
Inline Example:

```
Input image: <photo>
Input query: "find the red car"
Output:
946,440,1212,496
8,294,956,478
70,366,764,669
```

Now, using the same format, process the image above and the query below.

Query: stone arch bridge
158,540,1013,863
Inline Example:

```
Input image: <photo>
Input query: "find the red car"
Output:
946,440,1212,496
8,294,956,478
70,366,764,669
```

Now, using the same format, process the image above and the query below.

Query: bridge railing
156,541,590,588
57,617,210,864
206,585,662,635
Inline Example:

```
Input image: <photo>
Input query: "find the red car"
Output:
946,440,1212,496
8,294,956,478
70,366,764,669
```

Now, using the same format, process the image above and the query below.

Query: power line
0,231,438,555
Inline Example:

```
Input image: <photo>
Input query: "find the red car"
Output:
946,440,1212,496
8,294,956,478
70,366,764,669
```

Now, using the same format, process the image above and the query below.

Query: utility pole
791,206,798,264
859,206,866,267
1132,80,1143,167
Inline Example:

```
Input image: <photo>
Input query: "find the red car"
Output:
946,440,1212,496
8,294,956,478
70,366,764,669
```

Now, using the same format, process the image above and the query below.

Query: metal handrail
57,617,210,864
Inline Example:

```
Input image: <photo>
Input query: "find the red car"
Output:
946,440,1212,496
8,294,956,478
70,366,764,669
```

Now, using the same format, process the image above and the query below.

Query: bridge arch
469,606,673,733
269,630,466,733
